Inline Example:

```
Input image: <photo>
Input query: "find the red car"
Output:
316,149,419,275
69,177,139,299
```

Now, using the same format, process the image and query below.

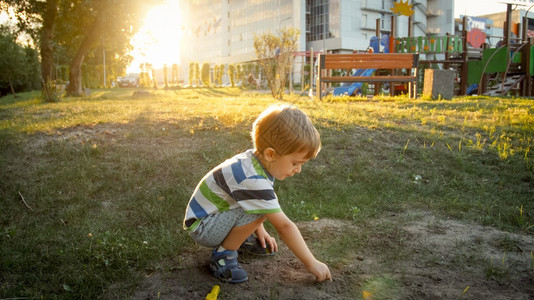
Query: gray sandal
238,234,275,256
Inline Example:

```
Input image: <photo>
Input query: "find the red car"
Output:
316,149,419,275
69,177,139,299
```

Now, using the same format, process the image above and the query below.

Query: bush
41,80,65,103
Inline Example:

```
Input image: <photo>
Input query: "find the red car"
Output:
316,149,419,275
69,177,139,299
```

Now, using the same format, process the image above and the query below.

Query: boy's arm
265,211,332,282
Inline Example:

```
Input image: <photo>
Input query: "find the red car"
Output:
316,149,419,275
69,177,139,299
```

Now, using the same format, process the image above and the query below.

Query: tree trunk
40,0,57,86
8,78,18,98
67,11,104,96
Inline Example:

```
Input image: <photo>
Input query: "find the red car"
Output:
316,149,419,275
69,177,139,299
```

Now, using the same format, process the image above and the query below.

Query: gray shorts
189,207,263,247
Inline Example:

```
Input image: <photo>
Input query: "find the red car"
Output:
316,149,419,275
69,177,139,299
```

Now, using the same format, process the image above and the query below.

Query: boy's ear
263,147,277,162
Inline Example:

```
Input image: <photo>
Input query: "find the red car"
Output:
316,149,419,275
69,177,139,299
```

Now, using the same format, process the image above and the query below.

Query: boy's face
266,150,310,180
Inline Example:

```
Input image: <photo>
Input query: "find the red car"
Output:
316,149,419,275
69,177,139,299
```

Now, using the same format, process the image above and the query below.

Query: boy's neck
252,150,273,179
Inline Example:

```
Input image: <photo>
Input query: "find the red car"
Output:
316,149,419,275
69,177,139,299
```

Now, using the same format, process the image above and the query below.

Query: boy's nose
295,165,302,174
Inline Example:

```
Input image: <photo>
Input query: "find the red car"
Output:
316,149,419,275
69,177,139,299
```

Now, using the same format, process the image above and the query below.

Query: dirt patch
129,214,534,299
30,123,208,155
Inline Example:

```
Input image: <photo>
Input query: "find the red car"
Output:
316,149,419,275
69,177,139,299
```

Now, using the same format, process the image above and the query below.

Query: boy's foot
209,249,248,283
238,234,276,256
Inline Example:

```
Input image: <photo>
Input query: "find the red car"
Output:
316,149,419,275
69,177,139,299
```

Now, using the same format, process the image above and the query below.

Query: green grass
1,88,533,298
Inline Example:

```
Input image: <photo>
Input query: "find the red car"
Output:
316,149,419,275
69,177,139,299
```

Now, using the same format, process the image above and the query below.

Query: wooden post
289,58,293,94
504,4,512,50
316,54,323,100
376,18,380,38
444,33,450,70
391,15,397,96
310,48,315,98
316,51,322,100
408,16,412,37
460,16,468,95
522,15,531,96
375,18,381,95
390,15,396,53
301,54,304,92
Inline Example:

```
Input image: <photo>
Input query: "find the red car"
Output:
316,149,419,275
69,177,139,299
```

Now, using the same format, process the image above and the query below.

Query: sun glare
127,1,183,73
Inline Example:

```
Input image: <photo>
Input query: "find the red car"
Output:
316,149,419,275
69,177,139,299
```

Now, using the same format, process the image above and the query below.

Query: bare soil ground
34,125,533,299
130,213,534,300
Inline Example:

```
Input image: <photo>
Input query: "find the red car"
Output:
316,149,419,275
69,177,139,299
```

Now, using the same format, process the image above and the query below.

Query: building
179,0,454,85
454,4,534,49
455,16,502,48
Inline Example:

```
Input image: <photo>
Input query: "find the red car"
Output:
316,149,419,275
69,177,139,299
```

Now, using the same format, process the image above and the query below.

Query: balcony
360,24,392,34
412,0,427,6
426,8,440,17
361,3,392,14
360,28,392,35
412,0,427,13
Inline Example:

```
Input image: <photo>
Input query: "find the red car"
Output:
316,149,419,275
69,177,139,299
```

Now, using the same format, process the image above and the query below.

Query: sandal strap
210,249,248,283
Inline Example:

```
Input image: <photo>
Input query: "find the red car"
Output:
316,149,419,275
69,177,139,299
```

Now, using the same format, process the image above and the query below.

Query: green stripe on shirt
246,208,282,214
199,180,230,212
252,155,269,179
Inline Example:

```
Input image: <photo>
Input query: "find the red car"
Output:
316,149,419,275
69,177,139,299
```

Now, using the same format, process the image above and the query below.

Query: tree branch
18,191,33,211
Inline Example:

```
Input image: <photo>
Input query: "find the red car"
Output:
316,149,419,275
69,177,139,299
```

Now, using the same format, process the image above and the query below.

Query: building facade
179,0,454,84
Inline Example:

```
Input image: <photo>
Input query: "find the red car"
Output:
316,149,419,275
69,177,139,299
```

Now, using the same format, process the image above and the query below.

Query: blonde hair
252,104,321,159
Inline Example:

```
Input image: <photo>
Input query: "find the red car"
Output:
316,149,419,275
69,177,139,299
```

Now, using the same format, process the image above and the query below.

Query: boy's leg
188,208,264,283
221,216,266,250
189,208,264,248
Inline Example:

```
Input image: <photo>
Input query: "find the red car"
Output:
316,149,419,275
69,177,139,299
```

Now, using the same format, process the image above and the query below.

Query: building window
306,0,329,42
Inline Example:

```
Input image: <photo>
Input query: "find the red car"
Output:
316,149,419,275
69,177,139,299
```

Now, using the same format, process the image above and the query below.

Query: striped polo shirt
184,149,282,227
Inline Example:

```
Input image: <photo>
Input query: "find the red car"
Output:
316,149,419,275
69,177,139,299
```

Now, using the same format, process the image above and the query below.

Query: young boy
183,104,332,283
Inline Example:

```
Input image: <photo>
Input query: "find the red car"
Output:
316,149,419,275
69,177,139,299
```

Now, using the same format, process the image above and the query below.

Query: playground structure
317,3,534,98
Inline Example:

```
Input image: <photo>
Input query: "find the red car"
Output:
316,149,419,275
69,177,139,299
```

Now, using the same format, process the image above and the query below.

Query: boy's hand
265,212,331,282
260,234,278,253
256,225,278,253
307,260,332,282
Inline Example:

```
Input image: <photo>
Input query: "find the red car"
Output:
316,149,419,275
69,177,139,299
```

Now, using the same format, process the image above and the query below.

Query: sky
454,0,526,18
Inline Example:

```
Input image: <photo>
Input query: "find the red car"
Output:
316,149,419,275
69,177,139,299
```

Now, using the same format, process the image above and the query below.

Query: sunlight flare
128,1,183,73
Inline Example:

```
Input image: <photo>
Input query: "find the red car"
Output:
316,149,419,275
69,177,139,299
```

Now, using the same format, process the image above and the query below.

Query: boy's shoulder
223,149,254,165
219,149,272,182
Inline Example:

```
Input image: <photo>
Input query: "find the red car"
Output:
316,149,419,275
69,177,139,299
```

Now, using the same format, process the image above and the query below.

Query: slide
332,68,377,96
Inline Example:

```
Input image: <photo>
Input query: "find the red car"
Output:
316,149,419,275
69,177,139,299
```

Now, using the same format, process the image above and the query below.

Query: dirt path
129,213,534,299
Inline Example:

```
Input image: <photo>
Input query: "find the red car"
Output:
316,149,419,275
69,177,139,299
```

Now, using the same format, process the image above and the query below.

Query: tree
171,64,178,85
163,64,168,88
254,26,300,99
218,64,224,86
139,62,153,88
201,63,211,87
41,0,57,84
236,64,243,86
0,30,33,96
188,62,195,86
213,65,219,86
1,0,159,97
60,0,154,96
194,63,200,86
228,64,236,87
151,67,157,89
0,0,56,89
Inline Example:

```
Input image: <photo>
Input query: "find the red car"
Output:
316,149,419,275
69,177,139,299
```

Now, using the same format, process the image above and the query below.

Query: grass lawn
0,88,533,299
